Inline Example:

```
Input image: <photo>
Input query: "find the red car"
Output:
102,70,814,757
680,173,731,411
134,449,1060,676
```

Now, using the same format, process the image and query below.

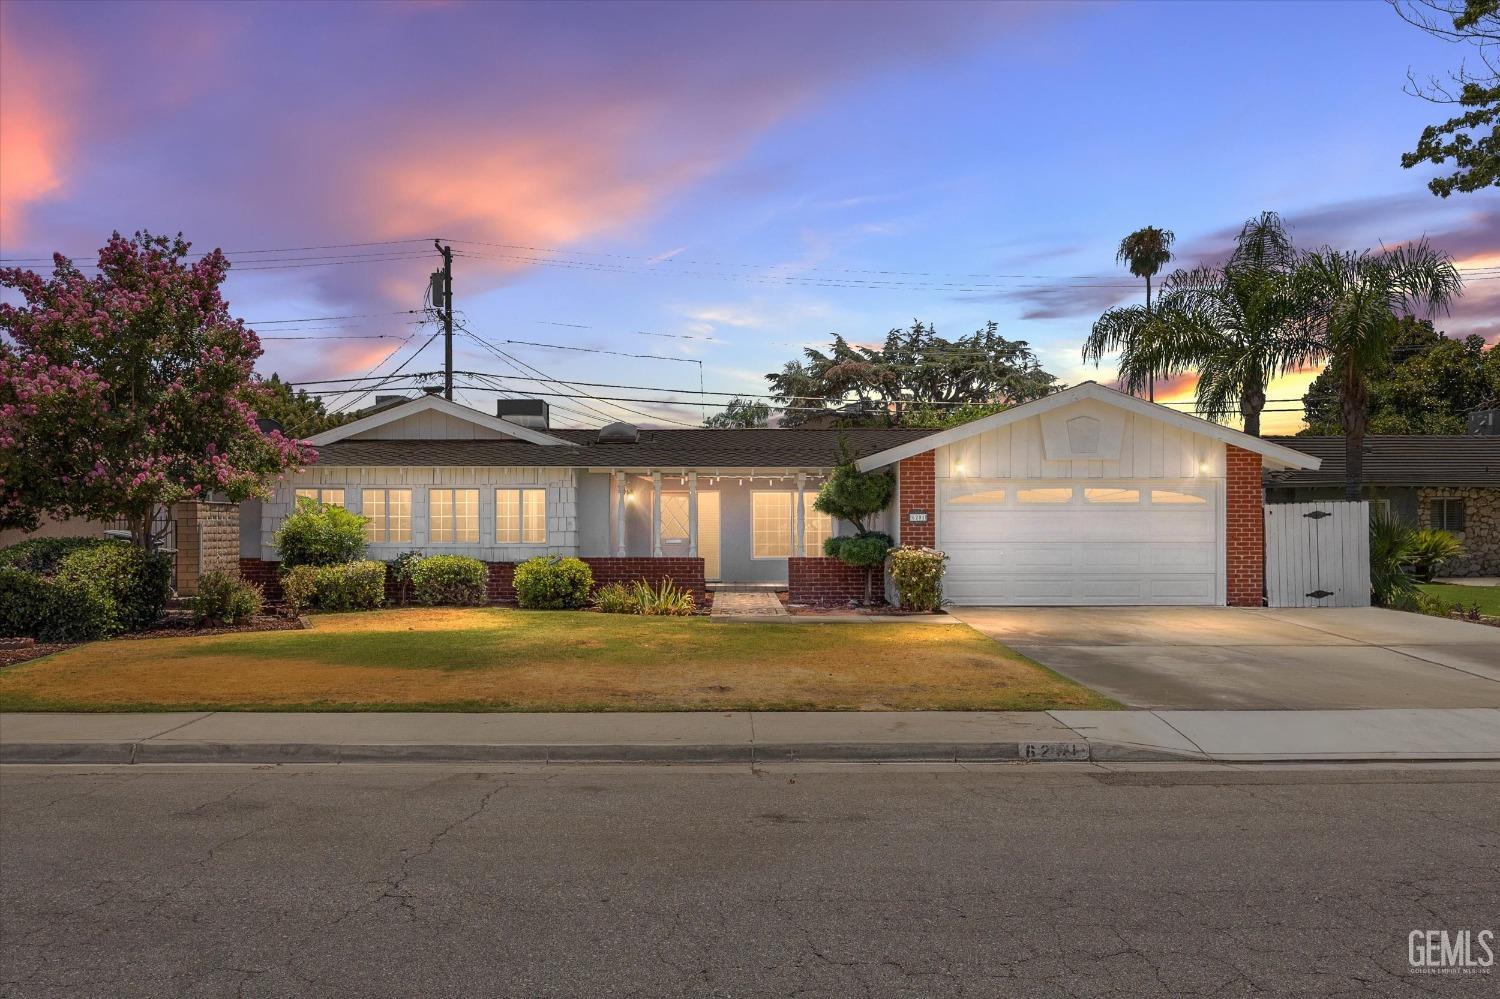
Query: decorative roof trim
303,394,576,447
853,382,1321,472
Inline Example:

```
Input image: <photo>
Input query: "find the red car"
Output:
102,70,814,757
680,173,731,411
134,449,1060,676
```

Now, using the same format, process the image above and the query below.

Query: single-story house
240,381,1322,606
1265,435,1500,577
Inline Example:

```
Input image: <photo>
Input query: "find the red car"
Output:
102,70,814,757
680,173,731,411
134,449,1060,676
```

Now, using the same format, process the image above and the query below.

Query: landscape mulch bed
0,615,303,669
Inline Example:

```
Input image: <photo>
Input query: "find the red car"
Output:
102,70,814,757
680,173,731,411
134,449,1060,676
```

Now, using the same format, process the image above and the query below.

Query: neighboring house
1265,435,1500,577
242,382,1320,606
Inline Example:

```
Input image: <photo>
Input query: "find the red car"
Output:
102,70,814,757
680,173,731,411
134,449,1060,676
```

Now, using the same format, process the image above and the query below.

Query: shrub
387,551,426,605
513,556,593,609
824,531,893,604
280,560,386,613
410,555,488,606
0,536,97,574
1405,529,1463,582
273,498,368,568
56,541,172,631
1370,513,1418,609
190,570,264,625
0,566,116,642
630,579,696,616
887,546,948,612
592,581,641,614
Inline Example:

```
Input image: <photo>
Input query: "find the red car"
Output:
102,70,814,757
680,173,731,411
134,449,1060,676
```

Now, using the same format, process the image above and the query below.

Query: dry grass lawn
0,608,1117,712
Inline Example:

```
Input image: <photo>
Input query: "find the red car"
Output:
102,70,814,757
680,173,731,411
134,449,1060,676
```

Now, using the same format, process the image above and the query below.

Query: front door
661,491,720,580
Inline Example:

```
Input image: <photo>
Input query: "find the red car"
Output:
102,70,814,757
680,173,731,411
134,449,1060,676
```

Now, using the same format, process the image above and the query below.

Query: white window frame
429,488,480,544
496,487,548,545
361,488,412,544
751,490,795,559
294,487,345,507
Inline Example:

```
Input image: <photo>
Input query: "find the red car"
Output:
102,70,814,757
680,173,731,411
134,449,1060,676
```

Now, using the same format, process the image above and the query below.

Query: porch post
687,471,698,557
651,470,663,556
613,470,626,556
795,472,807,556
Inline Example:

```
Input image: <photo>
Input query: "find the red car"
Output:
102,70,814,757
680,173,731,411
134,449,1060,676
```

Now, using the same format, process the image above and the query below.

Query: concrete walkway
4,708,1499,764
709,590,787,618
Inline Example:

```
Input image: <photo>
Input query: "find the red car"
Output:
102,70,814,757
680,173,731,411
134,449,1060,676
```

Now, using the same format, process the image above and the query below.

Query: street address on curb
1019,742,1090,761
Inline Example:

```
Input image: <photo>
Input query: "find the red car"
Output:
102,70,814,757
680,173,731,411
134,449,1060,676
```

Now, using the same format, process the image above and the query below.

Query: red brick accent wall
1226,445,1265,607
898,450,936,547
238,557,282,602
581,557,706,602
788,557,885,605
486,562,516,603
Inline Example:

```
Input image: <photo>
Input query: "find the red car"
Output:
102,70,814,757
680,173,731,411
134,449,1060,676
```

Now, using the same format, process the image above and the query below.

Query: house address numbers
907,509,929,524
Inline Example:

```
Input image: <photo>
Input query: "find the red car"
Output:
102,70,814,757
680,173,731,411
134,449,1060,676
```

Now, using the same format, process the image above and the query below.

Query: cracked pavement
1,763,1497,997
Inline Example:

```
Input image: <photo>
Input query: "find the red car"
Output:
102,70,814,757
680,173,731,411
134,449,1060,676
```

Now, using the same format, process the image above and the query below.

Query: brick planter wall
1226,445,1265,607
240,556,705,606
898,451,936,547
788,556,884,605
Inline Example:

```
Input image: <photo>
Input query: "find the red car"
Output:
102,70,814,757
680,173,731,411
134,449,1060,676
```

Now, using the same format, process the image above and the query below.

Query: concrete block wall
175,501,240,596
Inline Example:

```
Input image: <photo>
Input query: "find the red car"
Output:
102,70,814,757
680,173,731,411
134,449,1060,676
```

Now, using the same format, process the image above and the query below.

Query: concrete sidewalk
3,708,1499,764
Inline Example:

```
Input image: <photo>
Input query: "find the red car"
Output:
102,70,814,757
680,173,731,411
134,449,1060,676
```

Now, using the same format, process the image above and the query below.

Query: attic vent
597,421,640,443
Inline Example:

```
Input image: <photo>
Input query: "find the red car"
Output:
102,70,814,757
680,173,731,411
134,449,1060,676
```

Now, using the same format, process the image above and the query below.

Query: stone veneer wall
787,556,885,605
174,501,240,596
1417,487,1499,576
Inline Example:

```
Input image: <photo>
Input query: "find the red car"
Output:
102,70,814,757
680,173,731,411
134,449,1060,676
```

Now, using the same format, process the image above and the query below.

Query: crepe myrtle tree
0,231,315,546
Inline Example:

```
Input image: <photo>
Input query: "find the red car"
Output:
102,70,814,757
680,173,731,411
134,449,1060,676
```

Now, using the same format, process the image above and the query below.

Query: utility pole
433,240,454,400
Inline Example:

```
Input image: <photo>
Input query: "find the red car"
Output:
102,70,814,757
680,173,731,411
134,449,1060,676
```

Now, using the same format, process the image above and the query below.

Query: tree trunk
1145,274,1155,402
1340,371,1368,502
1240,379,1267,438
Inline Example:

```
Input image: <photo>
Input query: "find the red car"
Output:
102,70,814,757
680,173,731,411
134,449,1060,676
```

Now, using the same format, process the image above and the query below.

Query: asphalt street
2,763,1497,998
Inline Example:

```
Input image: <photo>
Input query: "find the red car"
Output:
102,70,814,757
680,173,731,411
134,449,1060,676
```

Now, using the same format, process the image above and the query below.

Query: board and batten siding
935,411,1225,481
258,465,579,562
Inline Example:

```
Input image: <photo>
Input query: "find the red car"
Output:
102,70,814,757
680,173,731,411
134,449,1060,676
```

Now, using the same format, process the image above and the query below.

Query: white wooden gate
1264,501,1370,608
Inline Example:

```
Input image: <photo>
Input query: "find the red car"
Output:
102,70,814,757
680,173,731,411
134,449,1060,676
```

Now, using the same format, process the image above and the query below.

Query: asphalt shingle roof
309,427,940,469
1263,436,1500,487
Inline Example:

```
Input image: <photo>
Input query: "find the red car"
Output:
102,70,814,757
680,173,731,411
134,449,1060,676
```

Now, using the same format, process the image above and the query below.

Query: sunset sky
2,0,1496,433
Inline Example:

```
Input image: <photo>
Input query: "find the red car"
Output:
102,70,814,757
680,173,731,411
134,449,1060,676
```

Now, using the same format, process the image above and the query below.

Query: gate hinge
1303,510,1332,519
1306,589,1335,599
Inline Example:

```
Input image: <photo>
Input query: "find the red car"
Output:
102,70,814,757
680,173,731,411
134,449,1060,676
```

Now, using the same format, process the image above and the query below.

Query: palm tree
1298,240,1464,499
1083,213,1316,437
1114,226,1176,399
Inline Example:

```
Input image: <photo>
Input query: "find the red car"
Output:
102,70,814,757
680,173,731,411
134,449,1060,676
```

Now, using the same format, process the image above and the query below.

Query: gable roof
852,381,1321,472
308,427,939,469
304,394,575,447
1263,436,1500,487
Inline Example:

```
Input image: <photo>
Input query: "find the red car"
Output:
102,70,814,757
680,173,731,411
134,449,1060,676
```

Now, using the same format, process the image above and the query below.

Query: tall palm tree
1114,226,1176,399
1298,240,1464,499
1083,213,1316,437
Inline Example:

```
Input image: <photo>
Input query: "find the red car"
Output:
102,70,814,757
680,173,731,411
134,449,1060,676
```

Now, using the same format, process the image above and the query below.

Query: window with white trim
430,488,479,543
1431,498,1466,532
361,488,412,543
294,488,344,507
496,488,547,544
752,491,794,558
803,493,834,555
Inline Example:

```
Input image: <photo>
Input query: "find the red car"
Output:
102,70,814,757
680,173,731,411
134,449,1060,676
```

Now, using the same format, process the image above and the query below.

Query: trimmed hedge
0,565,116,642
280,560,386,613
57,542,172,631
0,537,98,575
513,556,593,610
409,555,488,606
273,499,369,568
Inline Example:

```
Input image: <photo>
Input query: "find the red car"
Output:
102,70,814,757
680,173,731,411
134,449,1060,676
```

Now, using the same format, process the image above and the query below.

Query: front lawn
0,607,1117,713
1418,583,1500,617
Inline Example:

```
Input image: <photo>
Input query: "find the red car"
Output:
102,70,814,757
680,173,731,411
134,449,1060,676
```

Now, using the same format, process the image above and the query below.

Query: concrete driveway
950,606,1500,709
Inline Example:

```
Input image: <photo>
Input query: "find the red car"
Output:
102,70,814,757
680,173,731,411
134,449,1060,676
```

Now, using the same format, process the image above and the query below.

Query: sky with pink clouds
2,0,1496,433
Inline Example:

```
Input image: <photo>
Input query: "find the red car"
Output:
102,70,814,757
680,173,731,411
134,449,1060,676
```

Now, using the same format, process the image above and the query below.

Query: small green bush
630,579,696,616
56,541,172,631
592,581,641,614
190,570,264,625
0,566,116,642
824,531,894,605
387,551,425,605
410,555,488,606
1406,529,1463,582
886,546,948,612
273,498,368,568
513,556,593,610
279,560,386,613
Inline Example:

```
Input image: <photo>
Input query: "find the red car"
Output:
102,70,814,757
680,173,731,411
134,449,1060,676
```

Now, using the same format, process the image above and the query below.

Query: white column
651,470,663,557
795,472,807,557
614,471,626,556
687,471,699,557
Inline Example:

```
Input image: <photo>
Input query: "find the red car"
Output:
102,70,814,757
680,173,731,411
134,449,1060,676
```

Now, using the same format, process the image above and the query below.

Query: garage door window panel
1017,487,1074,504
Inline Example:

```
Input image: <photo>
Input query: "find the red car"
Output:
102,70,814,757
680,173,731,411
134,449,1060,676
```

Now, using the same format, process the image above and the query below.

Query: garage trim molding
854,382,1322,474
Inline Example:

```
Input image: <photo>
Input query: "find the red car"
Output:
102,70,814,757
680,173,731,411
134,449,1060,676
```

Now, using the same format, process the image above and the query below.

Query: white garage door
939,480,1221,606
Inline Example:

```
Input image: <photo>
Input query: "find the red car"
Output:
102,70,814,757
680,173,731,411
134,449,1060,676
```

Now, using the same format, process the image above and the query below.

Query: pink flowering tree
0,231,315,545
